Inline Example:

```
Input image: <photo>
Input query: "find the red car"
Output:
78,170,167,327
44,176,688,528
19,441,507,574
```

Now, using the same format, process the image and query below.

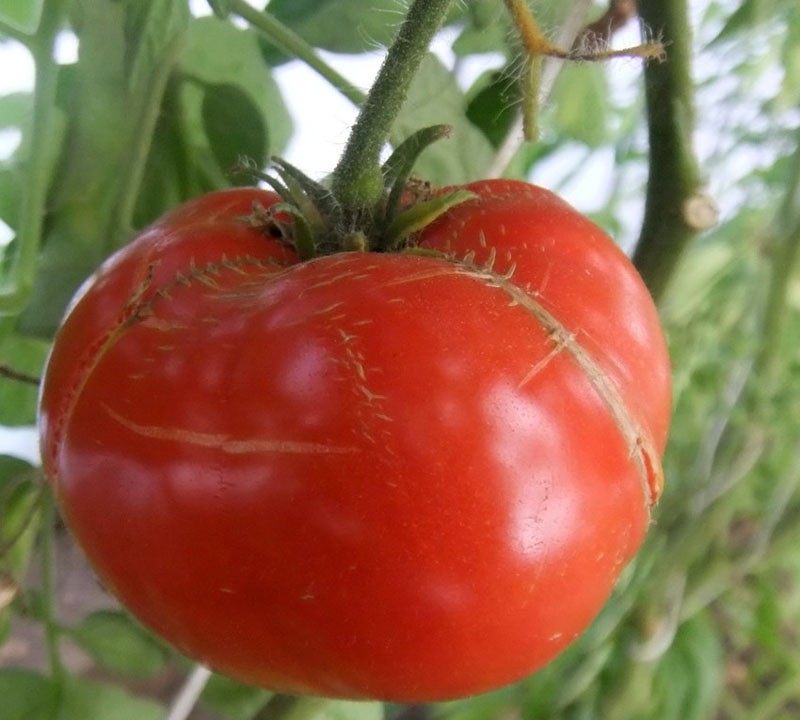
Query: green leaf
753,576,782,653
0,458,38,632
551,63,610,148
465,69,521,148
0,0,44,34
0,92,31,133
0,669,59,720
0,164,23,231
452,0,507,56
200,673,271,720
202,82,268,183
265,0,402,54
318,700,384,720
710,0,759,43
68,609,170,679
132,78,204,228
653,614,723,720
180,16,292,157
0,325,48,425
392,54,495,185
0,456,38,557
124,0,191,99
135,15,293,225
18,0,190,337
58,675,164,720
206,0,232,20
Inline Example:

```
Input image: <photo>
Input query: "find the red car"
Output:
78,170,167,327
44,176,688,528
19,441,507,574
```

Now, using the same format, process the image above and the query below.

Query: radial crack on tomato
517,328,574,389
455,260,664,510
127,254,289,324
103,405,361,455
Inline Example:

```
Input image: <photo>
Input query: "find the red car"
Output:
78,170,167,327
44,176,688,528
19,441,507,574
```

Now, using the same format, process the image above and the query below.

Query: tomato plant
38,179,670,702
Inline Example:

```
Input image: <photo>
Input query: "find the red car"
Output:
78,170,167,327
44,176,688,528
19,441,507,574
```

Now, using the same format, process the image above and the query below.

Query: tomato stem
330,0,455,212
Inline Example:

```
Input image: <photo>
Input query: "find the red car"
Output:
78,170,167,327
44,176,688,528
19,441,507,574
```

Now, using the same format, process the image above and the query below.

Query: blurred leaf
132,14,293,225
201,673,271,720
134,16,292,225
179,16,292,156
0,457,38,633
68,609,170,679
752,576,782,653
776,12,800,109
0,326,48,425
58,675,164,720
202,82,268,185
318,700,384,720
0,92,31,132
123,0,190,95
0,456,38,554
206,0,232,20
452,0,507,57
18,0,190,337
653,614,723,720
659,236,737,324
711,0,758,43
0,165,22,230
265,0,402,54
0,0,44,33
551,63,609,148
393,54,495,185
0,669,59,720
465,69,520,148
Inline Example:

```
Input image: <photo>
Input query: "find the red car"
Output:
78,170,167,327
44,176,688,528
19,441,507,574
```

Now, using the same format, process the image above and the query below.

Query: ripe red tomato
39,180,670,701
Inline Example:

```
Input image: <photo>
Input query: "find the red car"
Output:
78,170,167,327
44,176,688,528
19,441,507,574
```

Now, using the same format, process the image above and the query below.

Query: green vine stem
331,0,454,211
0,0,68,315
227,0,366,108
631,0,715,303
110,33,186,250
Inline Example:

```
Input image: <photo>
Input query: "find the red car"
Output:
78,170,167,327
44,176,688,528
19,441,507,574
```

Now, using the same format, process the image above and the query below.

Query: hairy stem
632,0,707,302
227,0,365,108
331,0,454,210
487,0,594,178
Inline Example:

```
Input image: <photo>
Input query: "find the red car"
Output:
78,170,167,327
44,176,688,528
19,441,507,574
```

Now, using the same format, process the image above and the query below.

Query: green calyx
239,124,475,258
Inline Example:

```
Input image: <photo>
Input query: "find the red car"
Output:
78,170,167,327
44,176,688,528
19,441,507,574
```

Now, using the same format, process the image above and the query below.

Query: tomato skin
39,182,670,702
419,179,671,460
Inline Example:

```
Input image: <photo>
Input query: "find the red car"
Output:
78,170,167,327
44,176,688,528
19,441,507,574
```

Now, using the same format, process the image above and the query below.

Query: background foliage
1,0,799,718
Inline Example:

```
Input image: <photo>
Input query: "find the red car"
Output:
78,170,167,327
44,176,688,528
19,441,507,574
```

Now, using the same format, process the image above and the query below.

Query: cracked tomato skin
39,181,671,702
